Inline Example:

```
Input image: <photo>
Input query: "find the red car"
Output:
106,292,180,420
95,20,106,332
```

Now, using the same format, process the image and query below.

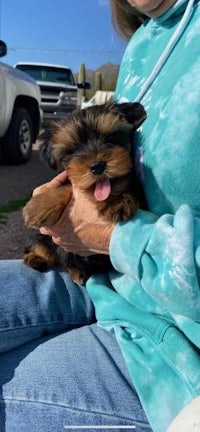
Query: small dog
23,101,146,284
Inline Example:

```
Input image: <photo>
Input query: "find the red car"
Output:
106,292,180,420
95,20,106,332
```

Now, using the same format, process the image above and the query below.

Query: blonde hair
110,0,146,40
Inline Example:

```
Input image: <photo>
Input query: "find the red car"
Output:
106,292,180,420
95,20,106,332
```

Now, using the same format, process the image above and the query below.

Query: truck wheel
1,107,33,164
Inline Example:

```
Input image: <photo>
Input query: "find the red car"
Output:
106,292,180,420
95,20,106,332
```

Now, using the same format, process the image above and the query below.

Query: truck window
16,64,76,86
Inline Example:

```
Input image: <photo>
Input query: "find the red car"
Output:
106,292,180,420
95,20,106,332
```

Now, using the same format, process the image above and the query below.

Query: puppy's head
38,102,146,201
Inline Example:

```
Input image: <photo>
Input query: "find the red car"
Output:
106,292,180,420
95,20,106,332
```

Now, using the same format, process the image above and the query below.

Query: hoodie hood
134,0,195,102
155,0,193,23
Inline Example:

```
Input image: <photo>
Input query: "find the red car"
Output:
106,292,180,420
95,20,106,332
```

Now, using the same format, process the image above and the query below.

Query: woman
1,0,200,431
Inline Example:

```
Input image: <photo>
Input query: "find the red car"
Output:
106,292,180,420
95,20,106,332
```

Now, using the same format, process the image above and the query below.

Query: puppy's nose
90,160,106,175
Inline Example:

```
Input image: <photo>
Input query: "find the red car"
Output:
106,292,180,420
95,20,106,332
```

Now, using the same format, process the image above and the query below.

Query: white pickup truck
0,40,41,164
15,62,91,122
15,62,79,122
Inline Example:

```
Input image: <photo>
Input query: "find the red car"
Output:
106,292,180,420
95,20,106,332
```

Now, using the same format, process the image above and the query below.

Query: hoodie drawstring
134,0,195,103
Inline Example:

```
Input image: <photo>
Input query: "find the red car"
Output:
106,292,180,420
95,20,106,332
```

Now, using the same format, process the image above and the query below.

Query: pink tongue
94,177,111,201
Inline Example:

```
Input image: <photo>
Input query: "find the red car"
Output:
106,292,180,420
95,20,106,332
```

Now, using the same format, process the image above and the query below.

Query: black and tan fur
23,101,146,284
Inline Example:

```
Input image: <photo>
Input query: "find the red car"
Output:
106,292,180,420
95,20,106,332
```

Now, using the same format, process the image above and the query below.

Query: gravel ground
0,144,55,259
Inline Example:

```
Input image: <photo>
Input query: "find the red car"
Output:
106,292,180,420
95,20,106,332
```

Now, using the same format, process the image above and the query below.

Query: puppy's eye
105,130,131,148
90,160,106,175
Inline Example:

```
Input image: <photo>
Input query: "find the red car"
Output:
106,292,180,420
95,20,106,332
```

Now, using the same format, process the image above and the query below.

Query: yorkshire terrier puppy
23,101,146,284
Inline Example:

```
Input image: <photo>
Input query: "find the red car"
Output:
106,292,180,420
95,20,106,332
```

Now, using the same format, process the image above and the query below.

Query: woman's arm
110,205,200,321
33,175,200,323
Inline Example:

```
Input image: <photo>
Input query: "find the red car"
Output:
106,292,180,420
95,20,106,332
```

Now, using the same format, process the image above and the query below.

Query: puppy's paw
23,245,56,272
66,266,88,285
100,193,138,223
23,186,72,228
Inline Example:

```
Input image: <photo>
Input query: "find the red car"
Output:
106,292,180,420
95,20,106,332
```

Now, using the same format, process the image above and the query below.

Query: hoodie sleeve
110,204,200,322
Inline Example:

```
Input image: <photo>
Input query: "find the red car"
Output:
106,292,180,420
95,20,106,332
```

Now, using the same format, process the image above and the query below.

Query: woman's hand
33,171,68,196
33,172,115,257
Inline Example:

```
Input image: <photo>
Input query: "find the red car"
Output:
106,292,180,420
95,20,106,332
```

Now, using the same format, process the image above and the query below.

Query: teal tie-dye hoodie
86,0,200,430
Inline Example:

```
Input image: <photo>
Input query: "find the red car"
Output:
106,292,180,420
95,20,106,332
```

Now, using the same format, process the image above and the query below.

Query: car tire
1,107,33,165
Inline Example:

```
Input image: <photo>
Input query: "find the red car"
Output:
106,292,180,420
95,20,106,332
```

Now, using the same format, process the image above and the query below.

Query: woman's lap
0,259,95,352
0,325,150,431
0,260,151,431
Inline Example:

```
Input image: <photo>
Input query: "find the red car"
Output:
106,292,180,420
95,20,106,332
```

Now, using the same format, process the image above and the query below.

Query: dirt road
0,146,55,259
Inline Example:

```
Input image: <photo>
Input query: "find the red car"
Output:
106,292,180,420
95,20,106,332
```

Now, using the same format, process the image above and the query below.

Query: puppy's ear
113,102,147,130
37,123,59,170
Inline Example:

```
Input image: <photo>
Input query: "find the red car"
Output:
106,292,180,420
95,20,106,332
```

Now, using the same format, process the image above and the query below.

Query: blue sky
0,0,127,73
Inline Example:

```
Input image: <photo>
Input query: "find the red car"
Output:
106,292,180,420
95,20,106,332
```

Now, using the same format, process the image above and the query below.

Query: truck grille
40,85,77,105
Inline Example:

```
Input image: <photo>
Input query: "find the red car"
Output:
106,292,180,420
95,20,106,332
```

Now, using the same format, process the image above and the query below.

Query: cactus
78,62,86,98
95,71,102,91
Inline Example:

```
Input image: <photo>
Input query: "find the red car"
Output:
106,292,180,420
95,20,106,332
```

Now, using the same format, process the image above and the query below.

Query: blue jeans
0,260,151,432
